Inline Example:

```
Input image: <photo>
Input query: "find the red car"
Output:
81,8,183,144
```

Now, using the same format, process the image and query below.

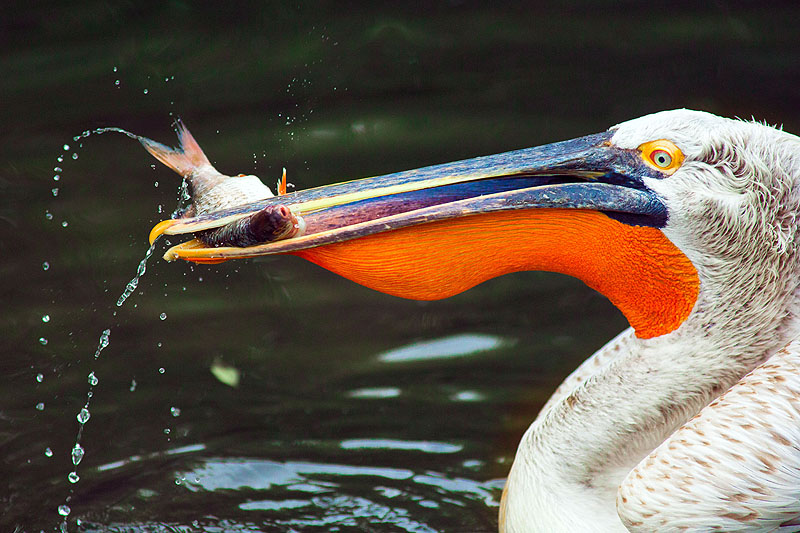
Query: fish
139,122,305,247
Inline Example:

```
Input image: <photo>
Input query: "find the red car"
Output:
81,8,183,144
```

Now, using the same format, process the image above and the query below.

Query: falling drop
170,407,181,417
36,402,45,411
57,155,64,163
143,88,149,94
36,373,44,382
159,312,167,321
130,379,137,392
87,372,98,386
113,66,118,72
42,314,50,323
53,174,60,181
39,337,48,345
76,407,90,424
63,144,70,151
93,329,111,359
44,447,53,457
54,166,62,172
68,472,80,483
61,221,68,227
58,504,71,517
72,153,78,160
71,443,84,465
42,261,50,271
52,188,59,197
158,367,165,374
115,79,120,87
45,211,53,220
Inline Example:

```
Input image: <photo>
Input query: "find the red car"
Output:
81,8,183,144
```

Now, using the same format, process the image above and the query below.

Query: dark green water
3,3,800,531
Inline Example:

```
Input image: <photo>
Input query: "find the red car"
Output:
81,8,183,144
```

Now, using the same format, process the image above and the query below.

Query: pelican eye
651,150,672,168
638,139,684,175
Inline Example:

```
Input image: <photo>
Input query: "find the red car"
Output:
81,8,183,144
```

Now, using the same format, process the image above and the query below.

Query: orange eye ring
638,139,684,175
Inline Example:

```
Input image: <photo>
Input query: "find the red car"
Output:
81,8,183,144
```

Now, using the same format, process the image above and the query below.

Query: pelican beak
149,129,698,339
152,130,667,262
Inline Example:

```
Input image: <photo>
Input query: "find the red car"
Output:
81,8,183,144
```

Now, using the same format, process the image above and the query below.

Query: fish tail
139,120,213,177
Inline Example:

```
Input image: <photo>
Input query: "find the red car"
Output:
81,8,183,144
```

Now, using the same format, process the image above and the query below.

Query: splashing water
117,243,157,307
93,329,111,359
71,444,85,466
52,124,183,529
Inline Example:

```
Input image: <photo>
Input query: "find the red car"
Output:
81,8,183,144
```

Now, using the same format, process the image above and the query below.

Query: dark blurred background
3,2,800,531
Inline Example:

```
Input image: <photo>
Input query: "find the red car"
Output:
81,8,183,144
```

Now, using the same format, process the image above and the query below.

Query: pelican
146,110,800,531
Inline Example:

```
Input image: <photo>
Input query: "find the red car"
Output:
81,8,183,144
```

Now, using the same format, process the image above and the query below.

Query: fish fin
139,120,213,176
278,167,287,195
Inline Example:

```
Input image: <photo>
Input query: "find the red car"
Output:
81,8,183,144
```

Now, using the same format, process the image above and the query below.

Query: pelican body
147,110,800,531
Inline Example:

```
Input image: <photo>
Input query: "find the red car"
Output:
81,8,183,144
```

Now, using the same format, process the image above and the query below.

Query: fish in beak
146,126,697,338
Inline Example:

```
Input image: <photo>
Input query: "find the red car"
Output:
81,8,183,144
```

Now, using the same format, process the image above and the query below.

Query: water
5,3,799,532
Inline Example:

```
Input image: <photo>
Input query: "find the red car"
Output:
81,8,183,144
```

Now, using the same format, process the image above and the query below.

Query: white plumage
500,110,800,532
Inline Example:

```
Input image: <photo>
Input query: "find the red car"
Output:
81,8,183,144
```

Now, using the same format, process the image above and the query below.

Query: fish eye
638,140,684,175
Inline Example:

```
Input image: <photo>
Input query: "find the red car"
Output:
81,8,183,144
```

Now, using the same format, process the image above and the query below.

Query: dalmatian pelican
147,110,800,531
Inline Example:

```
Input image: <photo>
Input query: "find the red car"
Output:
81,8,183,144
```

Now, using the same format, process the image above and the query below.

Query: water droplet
35,402,45,411
154,181,159,187
72,153,78,160
36,373,44,382
158,367,165,374
76,407,90,424
42,314,50,323
53,174,60,181
113,66,118,72
42,261,50,271
68,471,80,483
174,477,181,485
143,88,149,94
51,188,59,197
71,443,84,465
44,447,53,457
170,407,181,417
93,329,111,359
61,221,68,228
87,372,98,386
115,79,120,86
54,166,62,172
58,504,71,517
164,428,171,435
129,379,137,392
159,312,167,321
63,144,70,151
157,342,162,348
45,211,53,220
39,337,48,345
57,155,64,163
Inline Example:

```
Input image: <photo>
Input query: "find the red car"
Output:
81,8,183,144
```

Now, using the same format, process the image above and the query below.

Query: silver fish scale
191,174,274,215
